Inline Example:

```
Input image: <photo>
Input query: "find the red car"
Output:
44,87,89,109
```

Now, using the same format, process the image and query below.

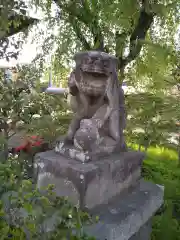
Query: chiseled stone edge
130,219,152,240
84,180,164,240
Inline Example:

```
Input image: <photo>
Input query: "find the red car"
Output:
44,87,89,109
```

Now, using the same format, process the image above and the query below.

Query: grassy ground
134,145,180,240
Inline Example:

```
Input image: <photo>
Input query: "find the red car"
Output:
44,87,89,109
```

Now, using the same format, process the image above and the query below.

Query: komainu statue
55,51,127,162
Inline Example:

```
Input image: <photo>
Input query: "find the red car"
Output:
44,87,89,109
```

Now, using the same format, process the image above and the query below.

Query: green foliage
126,90,179,152
0,65,71,159
0,156,95,239
0,0,37,60
25,91,71,143
17,64,43,88
0,76,34,159
35,0,179,79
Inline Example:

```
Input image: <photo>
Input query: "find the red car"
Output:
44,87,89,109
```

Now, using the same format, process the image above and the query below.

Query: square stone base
34,150,144,209
85,180,164,240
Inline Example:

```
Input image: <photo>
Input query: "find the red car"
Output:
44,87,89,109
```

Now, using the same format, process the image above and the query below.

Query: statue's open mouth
81,65,109,77
90,72,107,78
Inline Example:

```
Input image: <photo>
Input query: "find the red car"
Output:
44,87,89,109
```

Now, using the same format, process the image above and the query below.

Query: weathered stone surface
55,137,123,163
84,180,164,240
34,150,144,209
130,220,151,240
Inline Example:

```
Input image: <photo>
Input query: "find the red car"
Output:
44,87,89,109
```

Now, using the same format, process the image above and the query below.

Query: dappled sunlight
128,143,178,162
147,146,178,162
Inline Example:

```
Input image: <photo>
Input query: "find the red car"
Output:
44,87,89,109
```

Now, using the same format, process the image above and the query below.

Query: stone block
85,180,164,240
34,150,144,209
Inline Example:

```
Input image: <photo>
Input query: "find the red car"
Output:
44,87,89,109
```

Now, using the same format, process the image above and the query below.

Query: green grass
137,146,180,240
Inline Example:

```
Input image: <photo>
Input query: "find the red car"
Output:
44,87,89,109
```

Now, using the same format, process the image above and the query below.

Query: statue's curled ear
68,71,78,96
106,67,120,109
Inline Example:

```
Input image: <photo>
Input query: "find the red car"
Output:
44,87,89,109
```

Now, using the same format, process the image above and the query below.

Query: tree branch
54,0,104,51
94,33,104,51
68,16,91,50
0,14,38,40
118,4,154,70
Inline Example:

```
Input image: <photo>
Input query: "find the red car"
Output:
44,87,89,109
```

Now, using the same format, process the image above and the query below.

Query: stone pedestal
85,180,164,240
34,150,144,209
34,150,164,239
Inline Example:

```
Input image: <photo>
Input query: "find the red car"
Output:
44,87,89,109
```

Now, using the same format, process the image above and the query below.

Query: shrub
0,155,96,240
